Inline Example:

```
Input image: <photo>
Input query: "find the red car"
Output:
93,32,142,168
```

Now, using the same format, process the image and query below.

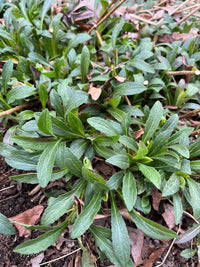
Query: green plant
1,0,200,266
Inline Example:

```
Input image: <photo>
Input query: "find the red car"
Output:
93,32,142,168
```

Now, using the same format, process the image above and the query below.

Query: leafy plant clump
0,0,200,265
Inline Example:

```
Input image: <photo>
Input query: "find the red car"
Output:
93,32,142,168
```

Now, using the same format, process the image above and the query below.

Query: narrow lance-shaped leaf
14,224,66,254
106,154,130,170
90,225,132,267
111,192,131,266
71,192,102,238
142,101,163,144
68,112,85,136
173,193,183,225
2,59,13,92
175,224,200,244
40,0,55,30
87,117,120,136
129,210,177,240
41,180,85,225
187,177,200,219
37,109,54,136
81,45,90,83
138,163,161,189
37,140,61,187
82,166,109,191
122,172,137,211
64,148,83,177
162,173,180,197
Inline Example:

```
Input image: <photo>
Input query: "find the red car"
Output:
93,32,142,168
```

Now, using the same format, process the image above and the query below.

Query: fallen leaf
30,253,44,267
115,75,126,83
162,203,176,229
143,245,168,267
128,227,144,266
119,208,133,222
134,128,144,139
9,205,44,237
152,189,165,211
88,86,102,100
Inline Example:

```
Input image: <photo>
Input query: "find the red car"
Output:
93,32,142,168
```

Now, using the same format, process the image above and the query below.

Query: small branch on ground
88,0,127,34
179,107,200,119
166,70,200,76
0,101,39,118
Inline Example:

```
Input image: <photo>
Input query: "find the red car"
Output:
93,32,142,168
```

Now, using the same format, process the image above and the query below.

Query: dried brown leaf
143,245,168,267
162,203,176,229
152,189,165,211
128,227,144,266
88,86,102,100
9,205,44,237
30,253,44,267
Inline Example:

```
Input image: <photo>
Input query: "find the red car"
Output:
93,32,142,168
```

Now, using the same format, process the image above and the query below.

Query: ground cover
0,0,200,266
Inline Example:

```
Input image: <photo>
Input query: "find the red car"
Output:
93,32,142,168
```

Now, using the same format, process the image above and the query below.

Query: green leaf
106,171,123,190
37,140,61,187
175,224,200,244
173,193,183,225
187,177,200,219
82,250,95,267
71,192,102,238
134,141,148,159
81,45,90,83
180,249,196,259
148,130,172,156
41,180,85,225
10,168,69,184
39,83,48,110
122,172,137,211
106,154,130,170
119,135,138,152
90,225,127,267
12,136,56,150
2,59,13,91
82,166,109,191
190,138,200,158
142,101,163,144
129,58,155,73
50,89,63,117
0,213,16,235
160,114,179,133
111,193,131,266
162,173,180,197
65,33,91,54
68,112,85,136
95,136,119,146
29,52,53,68
112,19,125,50
51,117,81,138
40,0,55,30
87,117,121,136
14,224,66,254
37,109,54,135
65,148,83,177
168,144,189,158
138,163,161,189
113,82,146,97
70,139,89,159
7,85,36,104
94,144,116,159
190,160,200,171
129,210,177,240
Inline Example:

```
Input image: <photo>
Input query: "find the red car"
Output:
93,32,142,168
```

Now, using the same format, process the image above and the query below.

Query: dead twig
0,101,39,118
169,0,191,15
39,248,82,266
88,0,127,34
190,129,200,137
179,107,200,119
166,70,200,76
129,13,157,26
177,5,200,25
